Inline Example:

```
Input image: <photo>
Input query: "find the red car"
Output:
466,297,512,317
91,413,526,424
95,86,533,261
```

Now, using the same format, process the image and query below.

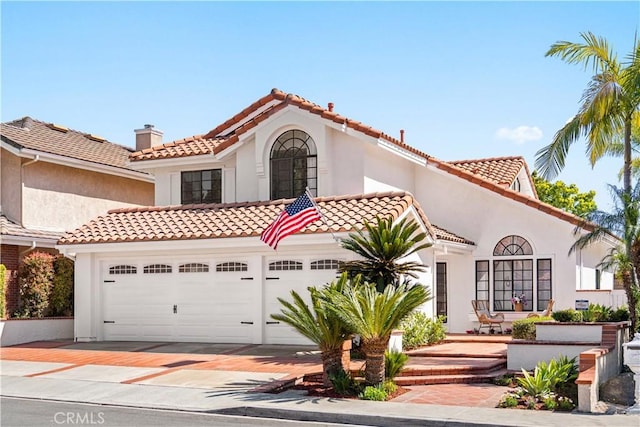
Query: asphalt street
0,397,360,427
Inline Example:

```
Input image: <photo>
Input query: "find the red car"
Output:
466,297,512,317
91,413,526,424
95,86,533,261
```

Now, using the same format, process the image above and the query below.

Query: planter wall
536,322,602,342
0,317,73,347
507,342,597,371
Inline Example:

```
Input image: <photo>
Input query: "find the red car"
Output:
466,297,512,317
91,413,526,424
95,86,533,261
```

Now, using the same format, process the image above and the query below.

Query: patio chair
527,299,555,318
471,300,504,334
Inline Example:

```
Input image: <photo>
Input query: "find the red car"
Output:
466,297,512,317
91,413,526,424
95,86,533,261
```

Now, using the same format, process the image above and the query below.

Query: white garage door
263,258,342,345
102,259,255,343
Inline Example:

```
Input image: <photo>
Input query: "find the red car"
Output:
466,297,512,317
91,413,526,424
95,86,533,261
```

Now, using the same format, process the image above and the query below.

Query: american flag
260,192,322,250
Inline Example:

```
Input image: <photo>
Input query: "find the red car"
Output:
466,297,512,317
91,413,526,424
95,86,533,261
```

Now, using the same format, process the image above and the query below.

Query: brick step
405,351,507,359
394,369,508,386
398,359,506,377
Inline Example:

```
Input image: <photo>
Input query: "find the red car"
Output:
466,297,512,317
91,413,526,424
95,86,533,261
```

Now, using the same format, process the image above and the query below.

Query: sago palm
338,216,432,292
271,274,355,386
326,280,431,386
570,183,640,331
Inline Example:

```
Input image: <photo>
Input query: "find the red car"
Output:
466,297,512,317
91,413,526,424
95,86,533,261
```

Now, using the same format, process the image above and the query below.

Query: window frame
270,130,317,200
181,169,222,205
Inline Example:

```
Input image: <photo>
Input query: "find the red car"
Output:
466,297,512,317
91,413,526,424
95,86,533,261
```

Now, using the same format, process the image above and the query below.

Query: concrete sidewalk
1,372,637,427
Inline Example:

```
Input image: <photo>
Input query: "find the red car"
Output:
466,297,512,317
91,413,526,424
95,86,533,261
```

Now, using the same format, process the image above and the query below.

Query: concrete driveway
0,341,323,394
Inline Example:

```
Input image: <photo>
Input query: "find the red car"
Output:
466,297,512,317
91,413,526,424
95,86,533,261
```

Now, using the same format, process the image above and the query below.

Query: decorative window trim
143,264,172,274
216,262,248,272
493,235,533,256
310,259,342,270
270,129,318,199
179,263,209,273
269,260,303,271
109,265,137,275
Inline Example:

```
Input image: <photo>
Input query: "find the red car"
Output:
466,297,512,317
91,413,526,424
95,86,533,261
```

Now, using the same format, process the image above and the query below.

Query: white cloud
495,126,543,145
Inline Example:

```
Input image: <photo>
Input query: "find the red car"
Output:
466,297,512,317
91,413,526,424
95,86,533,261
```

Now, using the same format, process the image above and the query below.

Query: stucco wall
1,148,22,222
22,161,153,231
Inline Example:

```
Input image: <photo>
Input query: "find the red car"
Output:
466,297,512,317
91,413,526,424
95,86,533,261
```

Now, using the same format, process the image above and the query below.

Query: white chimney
134,124,163,151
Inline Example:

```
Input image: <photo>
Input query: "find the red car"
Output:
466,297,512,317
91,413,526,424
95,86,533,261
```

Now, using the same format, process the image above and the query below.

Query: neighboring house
58,89,618,344
0,117,155,316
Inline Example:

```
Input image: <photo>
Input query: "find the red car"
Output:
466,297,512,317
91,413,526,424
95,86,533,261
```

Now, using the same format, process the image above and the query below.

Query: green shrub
385,350,408,380
493,374,516,387
552,309,582,322
609,306,630,322
0,264,6,319
498,393,519,408
581,303,612,322
382,379,397,395
329,368,361,396
511,316,553,340
542,394,558,410
50,256,74,316
360,384,388,401
400,312,446,349
517,355,578,398
556,396,575,411
17,252,55,317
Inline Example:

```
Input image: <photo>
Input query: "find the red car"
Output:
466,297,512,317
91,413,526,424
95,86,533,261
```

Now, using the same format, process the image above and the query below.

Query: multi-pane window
493,260,533,311
216,262,248,272
475,236,552,312
475,261,490,302
181,169,222,204
143,264,172,274
179,263,209,273
109,265,137,275
436,263,447,321
269,260,303,271
270,130,317,200
537,259,552,311
310,259,341,270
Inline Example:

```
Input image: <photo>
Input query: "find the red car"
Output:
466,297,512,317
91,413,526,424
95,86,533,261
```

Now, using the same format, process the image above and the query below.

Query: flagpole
305,187,341,244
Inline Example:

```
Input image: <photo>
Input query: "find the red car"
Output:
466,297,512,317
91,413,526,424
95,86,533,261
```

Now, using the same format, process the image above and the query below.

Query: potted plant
511,294,527,312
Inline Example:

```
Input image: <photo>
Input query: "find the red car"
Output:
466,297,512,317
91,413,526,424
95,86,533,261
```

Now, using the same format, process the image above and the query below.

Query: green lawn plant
326,279,431,386
0,264,6,319
360,384,388,401
400,312,446,349
272,273,355,387
511,316,553,340
384,350,408,380
329,368,361,397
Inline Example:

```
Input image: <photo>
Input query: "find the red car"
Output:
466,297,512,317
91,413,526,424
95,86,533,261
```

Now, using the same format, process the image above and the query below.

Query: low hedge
511,316,553,340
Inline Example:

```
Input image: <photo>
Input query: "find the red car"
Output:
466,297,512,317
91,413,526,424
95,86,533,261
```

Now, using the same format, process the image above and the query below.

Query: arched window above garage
310,259,342,270
143,264,172,274
216,262,248,272
179,263,209,273
269,260,303,271
109,265,137,275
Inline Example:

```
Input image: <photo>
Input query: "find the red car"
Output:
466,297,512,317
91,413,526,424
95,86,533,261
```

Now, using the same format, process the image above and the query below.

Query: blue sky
2,1,638,210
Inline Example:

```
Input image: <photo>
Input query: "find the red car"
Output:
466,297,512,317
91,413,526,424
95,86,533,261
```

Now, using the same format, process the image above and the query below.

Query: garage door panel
102,259,256,343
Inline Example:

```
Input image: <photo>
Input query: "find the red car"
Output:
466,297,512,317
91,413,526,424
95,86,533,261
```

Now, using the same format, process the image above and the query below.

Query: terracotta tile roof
1,214,66,241
449,156,525,187
128,89,587,231
431,225,475,246
58,191,473,246
1,117,139,171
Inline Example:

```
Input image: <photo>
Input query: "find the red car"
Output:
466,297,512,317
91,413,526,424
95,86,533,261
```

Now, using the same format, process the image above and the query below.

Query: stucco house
58,89,619,344
1,117,154,316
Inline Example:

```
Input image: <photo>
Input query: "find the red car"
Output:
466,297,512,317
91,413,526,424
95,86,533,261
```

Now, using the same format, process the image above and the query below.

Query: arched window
493,235,533,256
270,130,317,199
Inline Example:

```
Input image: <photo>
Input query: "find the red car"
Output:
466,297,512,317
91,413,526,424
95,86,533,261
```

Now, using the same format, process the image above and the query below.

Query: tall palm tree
271,274,355,387
570,183,640,331
325,280,431,386
536,32,640,198
338,216,432,292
